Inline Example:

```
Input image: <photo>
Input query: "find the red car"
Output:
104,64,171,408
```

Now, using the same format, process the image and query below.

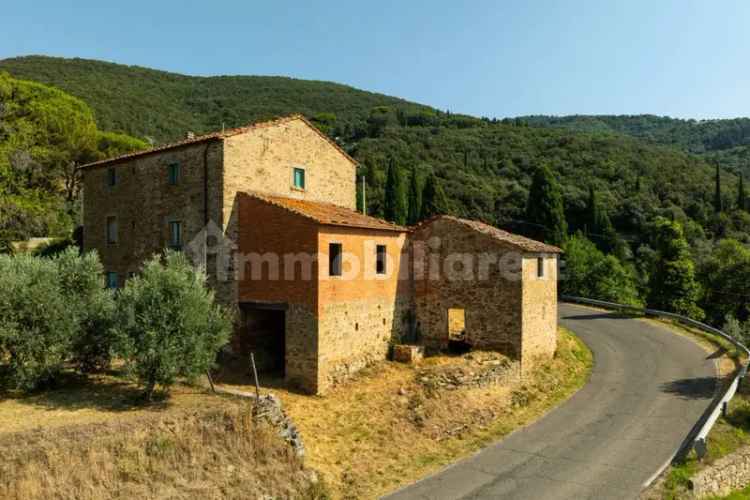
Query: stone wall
412,218,524,357
82,140,224,286
316,226,410,393
691,445,750,498
521,254,559,372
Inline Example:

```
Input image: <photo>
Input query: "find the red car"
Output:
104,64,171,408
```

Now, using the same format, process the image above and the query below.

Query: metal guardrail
561,295,750,461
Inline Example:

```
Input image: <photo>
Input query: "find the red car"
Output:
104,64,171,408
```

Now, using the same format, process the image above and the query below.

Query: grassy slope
0,380,321,500
216,327,592,499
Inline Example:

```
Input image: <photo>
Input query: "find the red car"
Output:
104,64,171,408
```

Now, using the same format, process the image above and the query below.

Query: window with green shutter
293,167,305,189
168,162,180,185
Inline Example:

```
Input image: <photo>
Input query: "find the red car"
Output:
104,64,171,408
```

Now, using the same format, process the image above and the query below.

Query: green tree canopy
647,217,704,319
407,165,422,225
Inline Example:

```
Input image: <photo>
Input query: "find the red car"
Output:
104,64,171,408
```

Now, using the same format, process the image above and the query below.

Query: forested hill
519,114,750,176
0,55,744,245
0,55,437,143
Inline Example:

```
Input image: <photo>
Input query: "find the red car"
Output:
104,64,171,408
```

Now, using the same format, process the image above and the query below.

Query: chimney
186,131,195,140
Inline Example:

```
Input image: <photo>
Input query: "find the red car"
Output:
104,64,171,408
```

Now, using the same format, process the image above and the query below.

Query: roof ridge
80,113,354,169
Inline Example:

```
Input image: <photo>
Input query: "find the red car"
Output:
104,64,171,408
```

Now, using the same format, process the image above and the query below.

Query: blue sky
2,1,749,119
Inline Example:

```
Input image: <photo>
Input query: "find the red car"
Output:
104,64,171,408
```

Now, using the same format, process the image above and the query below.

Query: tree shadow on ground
0,370,170,413
659,376,717,401
561,312,640,321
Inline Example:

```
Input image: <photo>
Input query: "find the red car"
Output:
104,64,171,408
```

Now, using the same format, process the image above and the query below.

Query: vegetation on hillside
521,114,750,177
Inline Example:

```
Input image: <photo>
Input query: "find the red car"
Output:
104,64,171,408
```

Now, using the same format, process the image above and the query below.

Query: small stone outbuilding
411,216,561,373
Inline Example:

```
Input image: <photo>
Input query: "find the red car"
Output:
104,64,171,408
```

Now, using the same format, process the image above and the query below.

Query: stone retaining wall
691,445,750,498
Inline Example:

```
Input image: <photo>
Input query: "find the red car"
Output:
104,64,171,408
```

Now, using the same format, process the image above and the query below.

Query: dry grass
0,403,322,500
0,370,225,435
216,328,592,499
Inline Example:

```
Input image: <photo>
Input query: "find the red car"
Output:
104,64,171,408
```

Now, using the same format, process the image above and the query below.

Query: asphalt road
385,303,718,500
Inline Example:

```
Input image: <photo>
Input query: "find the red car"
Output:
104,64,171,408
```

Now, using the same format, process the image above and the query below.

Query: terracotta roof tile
242,191,408,233
416,215,563,253
81,114,357,169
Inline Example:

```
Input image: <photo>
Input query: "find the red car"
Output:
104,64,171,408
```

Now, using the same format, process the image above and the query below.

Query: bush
0,253,77,390
114,251,232,400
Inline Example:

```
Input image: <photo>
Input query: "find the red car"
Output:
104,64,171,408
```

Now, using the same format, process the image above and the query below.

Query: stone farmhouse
82,114,561,394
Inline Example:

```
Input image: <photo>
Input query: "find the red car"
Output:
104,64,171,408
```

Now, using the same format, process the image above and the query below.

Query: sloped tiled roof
416,215,563,253
81,114,357,169
242,191,408,232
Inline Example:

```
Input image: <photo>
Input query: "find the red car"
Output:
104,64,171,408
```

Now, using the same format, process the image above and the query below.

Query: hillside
0,55,438,143
520,114,750,176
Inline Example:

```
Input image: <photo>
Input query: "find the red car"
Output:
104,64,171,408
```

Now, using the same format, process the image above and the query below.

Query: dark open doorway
239,303,286,376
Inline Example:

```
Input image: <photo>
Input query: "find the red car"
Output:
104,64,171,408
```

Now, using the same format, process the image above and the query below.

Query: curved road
386,303,717,500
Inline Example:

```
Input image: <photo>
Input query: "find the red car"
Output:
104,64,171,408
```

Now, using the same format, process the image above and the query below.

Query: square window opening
106,272,118,289
329,243,342,276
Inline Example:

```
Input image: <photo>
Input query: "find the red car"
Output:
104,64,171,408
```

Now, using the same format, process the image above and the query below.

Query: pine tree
739,173,747,212
383,157,407,225
715,164,723,213
647,217,704,320
407,165,422,225
420,173,449,220
525,165,568,247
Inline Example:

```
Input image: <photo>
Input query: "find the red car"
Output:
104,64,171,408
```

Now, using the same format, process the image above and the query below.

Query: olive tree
114,251,232,400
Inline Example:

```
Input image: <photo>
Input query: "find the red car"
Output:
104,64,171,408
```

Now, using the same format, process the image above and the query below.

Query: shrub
0,253,77,390
114,251,232,400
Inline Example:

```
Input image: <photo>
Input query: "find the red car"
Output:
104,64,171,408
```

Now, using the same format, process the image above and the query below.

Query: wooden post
205,370,216,393
250,353,261,399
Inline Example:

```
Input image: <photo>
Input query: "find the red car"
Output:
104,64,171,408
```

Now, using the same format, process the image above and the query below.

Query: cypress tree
739,173,747,212
420,173,449,220
715,164,723,213
407,165,422,225
383,157,407,225
525,164,568,247
586,185,618,254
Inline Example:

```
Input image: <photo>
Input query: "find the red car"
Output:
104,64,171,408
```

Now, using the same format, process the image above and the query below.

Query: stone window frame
105,215,118,245
292,166,306,191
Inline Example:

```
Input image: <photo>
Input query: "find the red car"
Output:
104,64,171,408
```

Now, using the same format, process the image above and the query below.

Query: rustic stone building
411,216,561,373
82,114,560,394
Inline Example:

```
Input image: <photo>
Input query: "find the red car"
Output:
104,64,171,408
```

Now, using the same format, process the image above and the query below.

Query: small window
537,257,545,278
293,167,305,190
169,221,182,249
168,162,180,185
376,244,387,275
329,243,342,276
106,216,118,244
107,167,117,187
106,272,118,289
